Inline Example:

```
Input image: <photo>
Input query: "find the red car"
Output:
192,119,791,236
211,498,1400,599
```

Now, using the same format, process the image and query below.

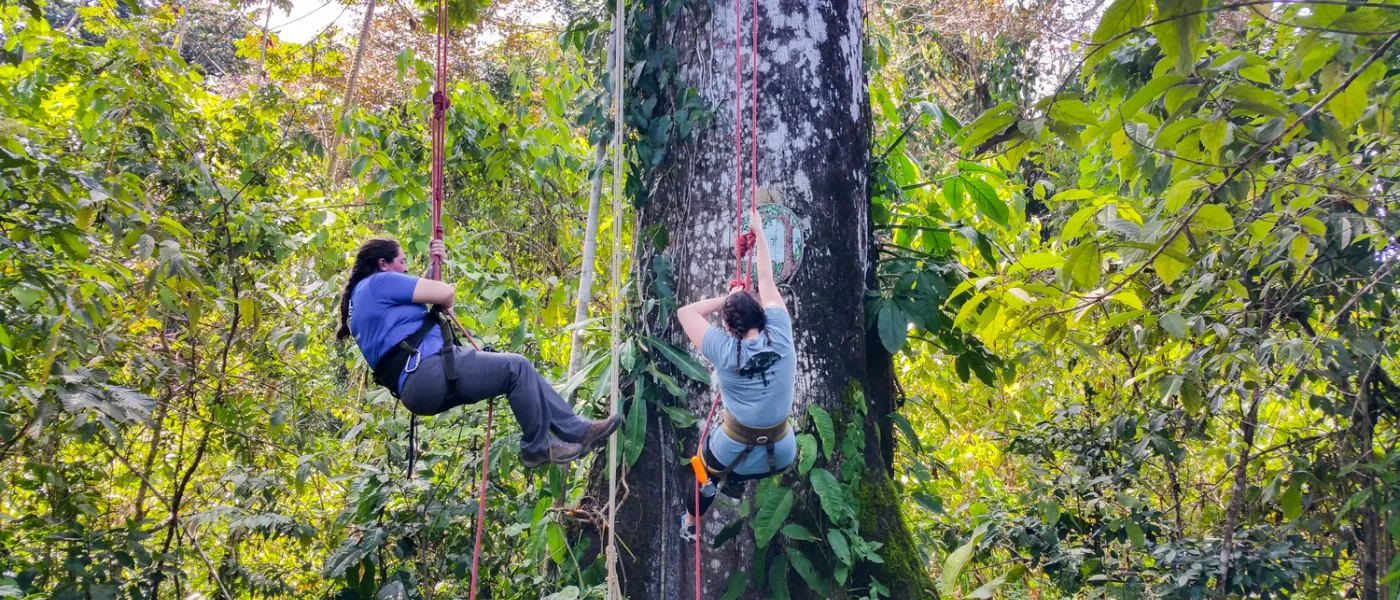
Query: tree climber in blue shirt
337,238,621,468
676,207,797,540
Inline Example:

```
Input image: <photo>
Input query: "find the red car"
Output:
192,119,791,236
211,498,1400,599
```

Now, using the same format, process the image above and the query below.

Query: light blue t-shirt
701,306,797,475
348,272,443,390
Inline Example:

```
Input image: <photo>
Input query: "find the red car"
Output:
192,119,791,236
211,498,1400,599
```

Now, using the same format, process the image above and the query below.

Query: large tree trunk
607,1,933,598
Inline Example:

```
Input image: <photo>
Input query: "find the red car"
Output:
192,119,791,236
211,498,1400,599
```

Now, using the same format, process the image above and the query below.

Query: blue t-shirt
348,272,443,390
701,306,796,475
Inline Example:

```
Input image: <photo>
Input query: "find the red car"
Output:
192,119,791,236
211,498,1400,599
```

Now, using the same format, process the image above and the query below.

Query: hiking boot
578,414,624,452
521,436,586,468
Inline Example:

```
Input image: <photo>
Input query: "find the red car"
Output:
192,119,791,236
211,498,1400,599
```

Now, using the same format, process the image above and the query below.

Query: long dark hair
337,238,401,341
722,290,767,370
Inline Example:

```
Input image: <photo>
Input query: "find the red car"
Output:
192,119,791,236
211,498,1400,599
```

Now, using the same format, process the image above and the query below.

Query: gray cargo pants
399,348,590,455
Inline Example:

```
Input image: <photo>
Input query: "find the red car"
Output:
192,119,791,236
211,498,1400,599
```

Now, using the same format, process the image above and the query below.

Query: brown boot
578,415,623,452
521,436,586,468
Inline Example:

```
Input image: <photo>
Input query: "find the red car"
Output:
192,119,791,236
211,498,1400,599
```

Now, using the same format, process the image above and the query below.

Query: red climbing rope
695,0,758,597
425,0,494,597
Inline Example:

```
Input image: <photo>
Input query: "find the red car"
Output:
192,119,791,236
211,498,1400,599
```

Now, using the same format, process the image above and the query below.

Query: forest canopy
0,0,1396,598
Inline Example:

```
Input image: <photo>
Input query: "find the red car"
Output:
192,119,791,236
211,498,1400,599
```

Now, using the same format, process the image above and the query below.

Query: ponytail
721,290,767,371
337,239,401,341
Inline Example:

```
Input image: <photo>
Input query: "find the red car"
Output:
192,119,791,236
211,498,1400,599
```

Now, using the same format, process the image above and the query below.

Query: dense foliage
0,0,1395,598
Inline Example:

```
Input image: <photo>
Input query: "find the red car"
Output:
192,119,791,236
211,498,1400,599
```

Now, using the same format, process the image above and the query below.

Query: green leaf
1089,0,1151,68
876,300,909,354
809,468,847,523
1154,233,1190,285
1110,291,1144,310
808,406,836,461
965,565,1027,599
713,520,745,549
1160,311,1188,339
966,178,1009,227
942,176,965,211
1200,121,1230,164
1192,204,1235,230
939,523,988,596
1282,478,1303,520
1047,98,1098,126
1061,205,1101,241
662,406,698,428
646,337,711,384
827,529,852,565
1063,241,1102,290
1126,522,1146,548
767,553,790,600
623,384,647,467
796,433,818,474
11,286,42,308
1165,178,1207,212
786,548,829,596
1152,0,1204,74
753,486,794,548
718,572,748,600
1333,59,1383,129
960,112,1016,152
889,412,923,454
782,523,818,541
1223,83,1285,116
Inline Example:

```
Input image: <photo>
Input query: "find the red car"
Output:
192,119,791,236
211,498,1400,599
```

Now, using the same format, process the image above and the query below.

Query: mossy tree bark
601,0,935,597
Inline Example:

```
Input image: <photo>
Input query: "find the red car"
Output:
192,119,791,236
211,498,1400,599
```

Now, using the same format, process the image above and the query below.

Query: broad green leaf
1193,204,1235,230
943,176,966,211
1013,252,1067,271
1160,311,1187,339
1282,478,1303,520
11,287,41,308
808,406,836,461
786,548,829,596
939,523,989,596
1332,59,1383,129
1091,0,1150,46
796,433,817,474
1061,205,1101,241
1152,0,1205,74
1290,234,1310,262
782,524,818,541
753,486,794,548
809,468,847,523
1063,241,1102,290
965,565,1027,599
876,300,909,354
1298,216,1326,237
1165,178,1207,212
661,406,698,428
718,572,748,600
960,105,1017,152
1200,120,1231,162
646,337,711,384
1126,522,1146,548
827,529,852,566
1223,83,1285,116
1154,233,1190,285
623,384,647,467
1110,291,1144,310
966,178,1009,227
1047,98,1098,126
768,553,790,600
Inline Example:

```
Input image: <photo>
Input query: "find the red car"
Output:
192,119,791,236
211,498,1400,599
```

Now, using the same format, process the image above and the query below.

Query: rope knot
432,90,451,118
736,231,756,258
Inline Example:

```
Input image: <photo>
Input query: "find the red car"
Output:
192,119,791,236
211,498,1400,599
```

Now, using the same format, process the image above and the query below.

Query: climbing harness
692,0,763,597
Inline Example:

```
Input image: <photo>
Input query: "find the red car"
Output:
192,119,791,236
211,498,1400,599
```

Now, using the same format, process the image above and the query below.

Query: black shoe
521,436,586,468
578,415,624,453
